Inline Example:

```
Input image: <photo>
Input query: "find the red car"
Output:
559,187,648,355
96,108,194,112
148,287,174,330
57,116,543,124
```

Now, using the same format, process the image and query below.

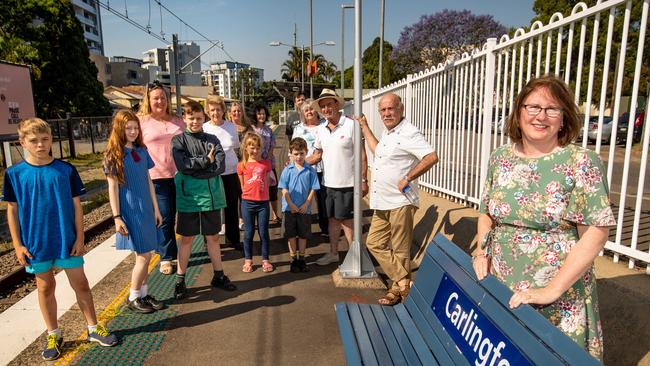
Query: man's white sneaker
316,252,339,266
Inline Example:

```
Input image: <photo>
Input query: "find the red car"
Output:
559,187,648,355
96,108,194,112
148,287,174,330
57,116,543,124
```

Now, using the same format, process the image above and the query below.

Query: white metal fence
362,0,650,272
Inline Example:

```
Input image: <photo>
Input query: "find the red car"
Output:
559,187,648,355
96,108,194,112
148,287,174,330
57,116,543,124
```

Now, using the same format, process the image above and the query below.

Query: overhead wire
98,0,169,44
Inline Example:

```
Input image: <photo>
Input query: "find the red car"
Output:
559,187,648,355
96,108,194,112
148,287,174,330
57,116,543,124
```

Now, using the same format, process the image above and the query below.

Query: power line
98,0,169,44
152,0,235,62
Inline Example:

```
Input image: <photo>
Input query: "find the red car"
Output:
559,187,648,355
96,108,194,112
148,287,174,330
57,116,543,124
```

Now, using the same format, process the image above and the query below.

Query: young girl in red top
237,133,274,273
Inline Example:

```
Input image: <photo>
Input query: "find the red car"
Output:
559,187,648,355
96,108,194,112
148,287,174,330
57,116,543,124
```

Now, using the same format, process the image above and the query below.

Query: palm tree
281,47,305,82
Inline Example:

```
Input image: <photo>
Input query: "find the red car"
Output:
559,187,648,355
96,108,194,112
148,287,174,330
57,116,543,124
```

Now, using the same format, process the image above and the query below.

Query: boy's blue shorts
25,256,84,274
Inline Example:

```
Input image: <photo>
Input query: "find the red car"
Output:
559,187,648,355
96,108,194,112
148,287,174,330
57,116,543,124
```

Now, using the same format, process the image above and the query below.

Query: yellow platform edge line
54,249,164,366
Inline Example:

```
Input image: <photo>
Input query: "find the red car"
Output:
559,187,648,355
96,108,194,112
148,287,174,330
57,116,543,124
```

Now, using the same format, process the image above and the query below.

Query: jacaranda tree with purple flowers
391,9,507,75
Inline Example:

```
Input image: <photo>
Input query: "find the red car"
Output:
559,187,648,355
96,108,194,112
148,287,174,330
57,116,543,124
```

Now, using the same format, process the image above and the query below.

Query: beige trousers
365,205,416,284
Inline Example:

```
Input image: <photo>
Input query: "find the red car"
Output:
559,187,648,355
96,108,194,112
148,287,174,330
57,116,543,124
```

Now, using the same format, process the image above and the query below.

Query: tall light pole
309,0,314,98
341,4,354,97
339,0,377,279
378,0,385,88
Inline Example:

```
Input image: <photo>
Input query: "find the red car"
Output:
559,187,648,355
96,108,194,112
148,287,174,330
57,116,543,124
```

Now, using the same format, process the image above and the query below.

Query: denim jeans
241,199,270,260
152,178,177,261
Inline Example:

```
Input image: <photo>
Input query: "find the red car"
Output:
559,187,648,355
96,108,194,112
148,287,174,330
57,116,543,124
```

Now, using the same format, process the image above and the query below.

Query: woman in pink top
138,80,185,274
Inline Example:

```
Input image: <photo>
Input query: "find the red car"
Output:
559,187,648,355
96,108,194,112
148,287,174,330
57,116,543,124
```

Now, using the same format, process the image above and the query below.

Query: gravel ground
0,202,114,313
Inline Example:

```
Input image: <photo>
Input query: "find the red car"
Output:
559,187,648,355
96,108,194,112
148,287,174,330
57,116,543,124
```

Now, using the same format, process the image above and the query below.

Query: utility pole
309,0,314,98
378,0,385,88
172,34,182,116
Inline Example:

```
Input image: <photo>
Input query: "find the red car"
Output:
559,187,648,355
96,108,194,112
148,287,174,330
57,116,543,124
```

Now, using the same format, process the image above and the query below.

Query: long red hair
104,110,145,185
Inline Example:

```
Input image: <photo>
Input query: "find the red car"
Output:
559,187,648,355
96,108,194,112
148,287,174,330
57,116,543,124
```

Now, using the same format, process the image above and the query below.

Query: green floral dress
479,143,615,360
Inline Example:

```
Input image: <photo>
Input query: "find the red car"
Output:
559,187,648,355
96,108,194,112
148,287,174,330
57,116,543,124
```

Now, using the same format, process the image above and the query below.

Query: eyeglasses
522,104,563,118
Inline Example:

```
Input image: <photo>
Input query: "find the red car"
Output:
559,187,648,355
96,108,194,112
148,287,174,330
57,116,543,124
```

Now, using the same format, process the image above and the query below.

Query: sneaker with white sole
315,252,339,266
42,333,63,360
87,324,118,346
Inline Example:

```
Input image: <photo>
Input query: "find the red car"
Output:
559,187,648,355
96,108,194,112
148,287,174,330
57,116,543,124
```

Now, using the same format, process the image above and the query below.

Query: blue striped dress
115,146,161,253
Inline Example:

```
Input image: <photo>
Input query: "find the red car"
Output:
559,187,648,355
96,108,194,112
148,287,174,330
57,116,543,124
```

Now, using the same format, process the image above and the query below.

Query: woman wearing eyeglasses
138,81,185,275
472,75,615,361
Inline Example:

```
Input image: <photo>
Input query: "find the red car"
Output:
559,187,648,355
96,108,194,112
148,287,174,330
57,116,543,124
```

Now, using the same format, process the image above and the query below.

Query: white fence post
405,74,414,120
479,38,497,200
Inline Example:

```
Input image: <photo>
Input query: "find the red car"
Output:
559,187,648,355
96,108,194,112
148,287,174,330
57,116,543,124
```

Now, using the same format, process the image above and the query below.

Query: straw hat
311,88,345,114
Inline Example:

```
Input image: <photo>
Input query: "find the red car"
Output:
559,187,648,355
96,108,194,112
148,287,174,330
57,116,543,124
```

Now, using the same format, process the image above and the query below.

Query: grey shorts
325,187,354,220
283,212,312,239
177,210,221,236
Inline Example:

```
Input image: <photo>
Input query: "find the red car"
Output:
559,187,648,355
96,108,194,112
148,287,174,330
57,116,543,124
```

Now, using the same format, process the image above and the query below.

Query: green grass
82,192,109,215
84,179,106,192
68,152,104,171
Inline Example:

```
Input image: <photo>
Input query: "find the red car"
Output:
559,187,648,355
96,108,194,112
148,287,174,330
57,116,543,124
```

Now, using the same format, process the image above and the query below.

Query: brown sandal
378,288,403,306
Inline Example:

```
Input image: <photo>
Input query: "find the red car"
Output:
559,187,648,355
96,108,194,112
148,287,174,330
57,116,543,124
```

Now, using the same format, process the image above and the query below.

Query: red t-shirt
237,160,272,201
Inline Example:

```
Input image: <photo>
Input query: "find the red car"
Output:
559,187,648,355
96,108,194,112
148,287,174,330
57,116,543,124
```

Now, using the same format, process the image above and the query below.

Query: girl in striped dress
104,110,165,314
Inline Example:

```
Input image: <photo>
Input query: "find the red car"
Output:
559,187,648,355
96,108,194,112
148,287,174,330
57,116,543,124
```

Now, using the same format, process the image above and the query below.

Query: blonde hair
18,118,51,139
206,95,226,120
229,101,250,128
138,82,174,116
241,132,261,166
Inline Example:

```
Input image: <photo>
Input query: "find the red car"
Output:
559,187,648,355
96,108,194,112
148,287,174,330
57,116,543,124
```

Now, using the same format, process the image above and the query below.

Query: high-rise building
201,61,264,99
71,0,104,56
143,42,202,86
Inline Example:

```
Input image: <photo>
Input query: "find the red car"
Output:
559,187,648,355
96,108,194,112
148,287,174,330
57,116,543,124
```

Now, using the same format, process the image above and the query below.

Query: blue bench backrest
403,234,601,365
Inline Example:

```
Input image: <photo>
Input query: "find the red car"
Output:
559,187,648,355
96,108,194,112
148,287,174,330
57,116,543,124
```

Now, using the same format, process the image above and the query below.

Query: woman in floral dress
472,75,615,361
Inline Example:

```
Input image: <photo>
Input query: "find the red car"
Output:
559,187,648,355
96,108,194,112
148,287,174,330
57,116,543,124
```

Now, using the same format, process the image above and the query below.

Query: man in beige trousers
357,93,438,305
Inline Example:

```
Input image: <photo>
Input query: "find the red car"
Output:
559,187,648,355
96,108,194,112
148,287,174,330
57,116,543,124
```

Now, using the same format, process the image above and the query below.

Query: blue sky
101,0,535,80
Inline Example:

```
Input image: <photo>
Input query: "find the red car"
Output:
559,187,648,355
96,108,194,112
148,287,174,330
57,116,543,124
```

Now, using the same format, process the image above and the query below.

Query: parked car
616,111,645,144
577,116,612,143
586,116,613,143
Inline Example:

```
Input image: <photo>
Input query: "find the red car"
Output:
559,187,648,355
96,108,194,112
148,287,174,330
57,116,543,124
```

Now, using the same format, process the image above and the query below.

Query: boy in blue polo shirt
3,118,118,361
278,137,320,273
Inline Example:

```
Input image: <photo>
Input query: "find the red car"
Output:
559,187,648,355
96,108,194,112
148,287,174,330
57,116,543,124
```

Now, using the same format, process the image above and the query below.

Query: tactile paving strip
77,237,206,365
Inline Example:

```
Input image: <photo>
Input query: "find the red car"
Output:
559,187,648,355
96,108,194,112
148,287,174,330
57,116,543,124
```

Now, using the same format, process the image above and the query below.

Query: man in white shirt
312,89,368,265
358,93,438,305
285,91,306,141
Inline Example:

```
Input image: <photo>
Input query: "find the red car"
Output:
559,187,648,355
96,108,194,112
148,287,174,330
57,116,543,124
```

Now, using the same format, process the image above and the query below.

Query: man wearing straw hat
311,89,368,266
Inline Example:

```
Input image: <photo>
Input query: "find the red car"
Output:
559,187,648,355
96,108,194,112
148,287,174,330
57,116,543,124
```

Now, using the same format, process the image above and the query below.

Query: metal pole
341,5,345,96
339,0,377,279
309,0,314,98
378,0,385,88
172,34,182,116
302,45,305,92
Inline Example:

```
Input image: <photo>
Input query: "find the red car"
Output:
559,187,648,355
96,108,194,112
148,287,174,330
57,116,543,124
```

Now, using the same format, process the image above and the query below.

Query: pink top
237,160,272,201
139,114,185,179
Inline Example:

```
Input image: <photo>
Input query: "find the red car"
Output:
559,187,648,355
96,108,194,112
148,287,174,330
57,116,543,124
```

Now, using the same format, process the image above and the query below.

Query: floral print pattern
480,144,615,360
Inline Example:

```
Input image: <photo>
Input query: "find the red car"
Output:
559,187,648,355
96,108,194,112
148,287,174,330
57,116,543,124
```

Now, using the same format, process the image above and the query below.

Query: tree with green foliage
531,0,648,105
0,0,111,118
333,37,403,90
280,47,337,84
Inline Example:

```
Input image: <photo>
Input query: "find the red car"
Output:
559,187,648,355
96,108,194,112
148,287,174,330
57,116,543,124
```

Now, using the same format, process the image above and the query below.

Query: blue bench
335,234,601,365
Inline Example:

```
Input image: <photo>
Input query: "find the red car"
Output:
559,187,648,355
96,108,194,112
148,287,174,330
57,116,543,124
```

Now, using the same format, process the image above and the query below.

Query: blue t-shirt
278,162,320,213
2,159,86,263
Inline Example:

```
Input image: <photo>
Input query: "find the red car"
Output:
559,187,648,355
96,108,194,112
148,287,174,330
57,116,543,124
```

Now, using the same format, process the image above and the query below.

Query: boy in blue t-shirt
2,119,118,360
278,137,320,273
